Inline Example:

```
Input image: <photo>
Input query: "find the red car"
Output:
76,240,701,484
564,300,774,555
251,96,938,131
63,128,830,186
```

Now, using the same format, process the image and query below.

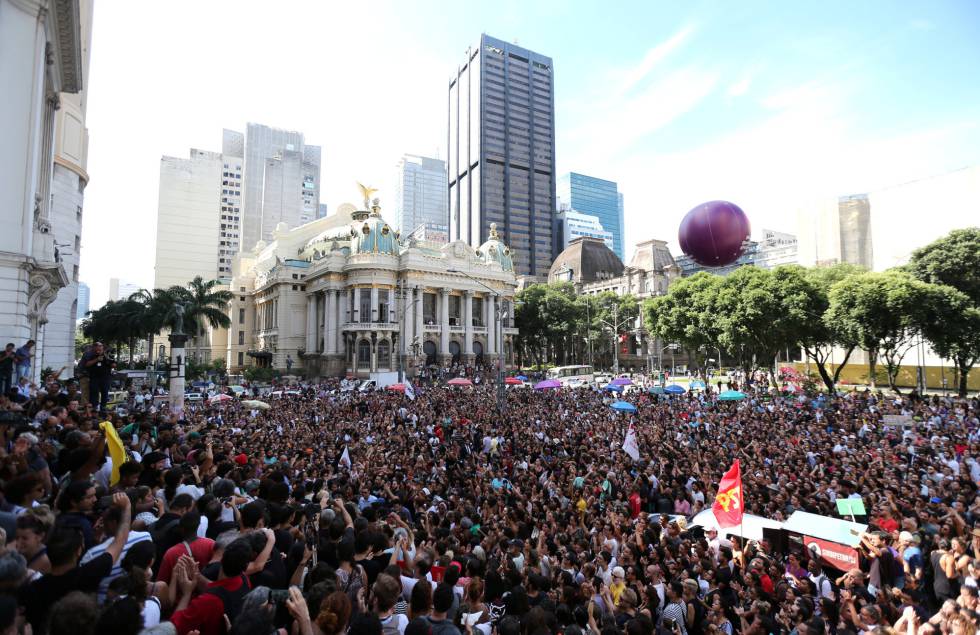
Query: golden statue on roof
357,183,378,209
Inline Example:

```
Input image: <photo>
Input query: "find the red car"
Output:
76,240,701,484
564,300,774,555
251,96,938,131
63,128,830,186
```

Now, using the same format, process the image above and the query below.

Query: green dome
477,223,514,272
350,206,400,256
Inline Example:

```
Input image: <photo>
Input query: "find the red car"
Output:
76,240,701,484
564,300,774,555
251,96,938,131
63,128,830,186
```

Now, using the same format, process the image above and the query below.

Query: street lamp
447,268,507,412
597,302,634,376
395,278,421,383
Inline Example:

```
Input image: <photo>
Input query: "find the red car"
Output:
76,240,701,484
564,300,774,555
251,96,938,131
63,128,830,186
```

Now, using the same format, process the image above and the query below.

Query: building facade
225,196,519,377
674,229,797,276
108,278,141,301
556,209,614,251
558,172,625,261
448,34,556,278
1,0,88,380
796,194,873,269
76,282,90,319
395,154,448,240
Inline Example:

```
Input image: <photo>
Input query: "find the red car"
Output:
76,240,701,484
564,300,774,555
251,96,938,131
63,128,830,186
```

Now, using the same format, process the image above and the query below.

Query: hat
188,431,201,441
612,566,625,579
234,453,248,466
930,496,942,504
244,478,261,492
899,531,920,545
707,527,718,534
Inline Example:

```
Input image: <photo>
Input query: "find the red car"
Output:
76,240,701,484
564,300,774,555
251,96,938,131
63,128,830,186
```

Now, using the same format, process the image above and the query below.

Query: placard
882,414,914,426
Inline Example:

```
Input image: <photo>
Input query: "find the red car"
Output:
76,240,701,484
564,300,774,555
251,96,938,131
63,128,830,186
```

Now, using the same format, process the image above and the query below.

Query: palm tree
180,276,234,364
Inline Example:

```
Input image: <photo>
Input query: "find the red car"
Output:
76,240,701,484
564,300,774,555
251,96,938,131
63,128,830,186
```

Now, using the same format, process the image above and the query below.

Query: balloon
678,200,751,267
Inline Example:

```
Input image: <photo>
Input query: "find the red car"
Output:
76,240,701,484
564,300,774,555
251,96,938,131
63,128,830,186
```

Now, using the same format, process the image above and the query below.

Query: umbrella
604,383,624,392
690,380,706,390
448,377,473,386
386,383,406,392
504,377,523,385
515,375,529,381
241,399,270,410
534,379,561,390
610,400,637,412
649,386,665,395
718,390,747,401
664,384,686,394
611,377,632,386
209,394,233,403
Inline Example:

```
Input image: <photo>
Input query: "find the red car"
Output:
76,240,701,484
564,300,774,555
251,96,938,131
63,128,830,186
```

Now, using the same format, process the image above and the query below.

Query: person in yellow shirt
610,566,626,604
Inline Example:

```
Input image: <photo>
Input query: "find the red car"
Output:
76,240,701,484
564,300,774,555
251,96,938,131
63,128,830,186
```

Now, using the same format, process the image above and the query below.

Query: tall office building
237,123,321,250
109,278,141,301
396,154,448,238
796,194,874,269
558,172,625,261
76,282,90,320
555,209,614,251
448,34,556,277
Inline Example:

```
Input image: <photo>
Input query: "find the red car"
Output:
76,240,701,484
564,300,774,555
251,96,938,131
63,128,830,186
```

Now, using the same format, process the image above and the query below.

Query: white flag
622,421,640,461
339,445,351,469
404,380,416,401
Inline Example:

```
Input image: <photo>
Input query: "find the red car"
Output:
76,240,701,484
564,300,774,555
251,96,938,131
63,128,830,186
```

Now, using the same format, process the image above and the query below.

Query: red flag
711,459,744,529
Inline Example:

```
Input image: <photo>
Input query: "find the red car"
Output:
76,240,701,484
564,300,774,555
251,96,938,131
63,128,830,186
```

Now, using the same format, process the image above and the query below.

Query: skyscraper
237,123,321,250
396,154,448,239
558,172,625,261
76,282,90,320
448,34,556,277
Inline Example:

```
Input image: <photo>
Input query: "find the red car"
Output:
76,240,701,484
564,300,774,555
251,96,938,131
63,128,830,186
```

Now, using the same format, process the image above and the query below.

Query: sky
80,0,980,308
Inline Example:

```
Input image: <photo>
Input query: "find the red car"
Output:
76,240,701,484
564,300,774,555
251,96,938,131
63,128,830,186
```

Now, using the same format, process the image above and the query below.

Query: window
237,352,244,366
423,293,436,324
377,340,391,368
357,339,371,366
449,295,461,324
378,290,389,323
238,331,245,345
359,291,371,323
239,308,245,324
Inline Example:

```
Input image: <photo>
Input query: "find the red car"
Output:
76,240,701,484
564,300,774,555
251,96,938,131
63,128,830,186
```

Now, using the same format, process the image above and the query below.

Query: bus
547,365,595,387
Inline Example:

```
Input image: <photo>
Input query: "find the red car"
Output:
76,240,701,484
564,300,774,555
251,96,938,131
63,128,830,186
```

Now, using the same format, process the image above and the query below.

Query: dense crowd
1,361,979,635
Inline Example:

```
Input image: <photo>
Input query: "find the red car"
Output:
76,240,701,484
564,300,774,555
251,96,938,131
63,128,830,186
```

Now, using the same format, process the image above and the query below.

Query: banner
405,380,416,401
622,422,640,461
339,446,351,469
881,414,914,427
804,535,860,570
100,421,127,486
712,459,744,529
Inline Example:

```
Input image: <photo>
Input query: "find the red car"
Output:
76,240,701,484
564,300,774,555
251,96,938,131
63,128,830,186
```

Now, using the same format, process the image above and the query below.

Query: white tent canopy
782,511,867,547
690,509,784,541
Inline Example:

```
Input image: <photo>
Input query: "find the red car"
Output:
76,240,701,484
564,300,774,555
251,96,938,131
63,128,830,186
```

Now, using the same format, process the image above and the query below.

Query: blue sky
82,0,980,304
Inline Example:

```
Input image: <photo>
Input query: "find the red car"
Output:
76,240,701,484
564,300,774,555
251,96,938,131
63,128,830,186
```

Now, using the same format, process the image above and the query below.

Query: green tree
920,290,980,397
173,276,234,363
827,271,939,392
643,272,723,361
797,263,865,391
906,228,980,305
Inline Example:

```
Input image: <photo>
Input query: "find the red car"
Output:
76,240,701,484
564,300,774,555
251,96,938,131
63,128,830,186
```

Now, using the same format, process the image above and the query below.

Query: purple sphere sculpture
678,200,751,267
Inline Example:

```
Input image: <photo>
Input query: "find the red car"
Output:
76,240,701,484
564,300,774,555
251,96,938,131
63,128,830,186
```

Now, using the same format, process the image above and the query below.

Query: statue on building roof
357,182,377,209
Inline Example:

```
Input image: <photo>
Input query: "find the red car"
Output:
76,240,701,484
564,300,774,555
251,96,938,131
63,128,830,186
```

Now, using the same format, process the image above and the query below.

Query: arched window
449,341,461,364
377,339,391,368
423,340,437,366
357,339,371,366
473,341,484,364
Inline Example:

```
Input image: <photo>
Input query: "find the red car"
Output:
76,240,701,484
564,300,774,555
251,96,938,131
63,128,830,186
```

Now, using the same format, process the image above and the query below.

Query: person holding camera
80,341,114,414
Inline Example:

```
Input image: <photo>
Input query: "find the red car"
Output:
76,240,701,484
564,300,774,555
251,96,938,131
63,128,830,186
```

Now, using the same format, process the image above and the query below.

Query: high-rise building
76,283,90,319
395,154,448,238
674,228,797,276
318,203,328,219
796,194,873,269
558,172,625,261
448,34,556,277
238,123,321,251
154,150,224,289
555,209,614,251
109,278,141,302
0,0,90,380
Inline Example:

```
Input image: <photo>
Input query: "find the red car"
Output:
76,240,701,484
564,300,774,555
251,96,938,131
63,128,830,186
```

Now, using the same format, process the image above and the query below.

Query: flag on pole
339,446,351,469
711,459,744,529
404,380,416,401
622,421,640,461
100,421,127,486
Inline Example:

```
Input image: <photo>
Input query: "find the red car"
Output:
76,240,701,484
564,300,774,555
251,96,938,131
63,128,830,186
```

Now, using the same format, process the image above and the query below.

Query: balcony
473,326,488,335
502,327,519,335
342,322,398,332
449,325,465,333
423,324,442,333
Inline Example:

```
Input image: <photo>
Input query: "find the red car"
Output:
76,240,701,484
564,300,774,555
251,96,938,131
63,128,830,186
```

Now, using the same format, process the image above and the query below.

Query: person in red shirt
749,558,775,596
170,536,257,635
157,511,215,585
628,488,641,519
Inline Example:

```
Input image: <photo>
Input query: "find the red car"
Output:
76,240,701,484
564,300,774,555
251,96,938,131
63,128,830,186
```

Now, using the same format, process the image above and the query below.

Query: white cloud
615,25,695,95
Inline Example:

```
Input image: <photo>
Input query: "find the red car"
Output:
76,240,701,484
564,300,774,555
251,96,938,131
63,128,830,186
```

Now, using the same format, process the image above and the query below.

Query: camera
268,589,289,607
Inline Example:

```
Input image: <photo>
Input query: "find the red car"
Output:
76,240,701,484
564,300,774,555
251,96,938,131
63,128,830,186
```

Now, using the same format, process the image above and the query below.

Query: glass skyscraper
448,34,556,277
395,154,449,241
558,172,625,261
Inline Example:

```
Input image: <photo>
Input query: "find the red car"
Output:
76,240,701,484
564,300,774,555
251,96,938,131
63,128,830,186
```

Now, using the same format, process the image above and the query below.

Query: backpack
813,574,838,602
203,574,252,629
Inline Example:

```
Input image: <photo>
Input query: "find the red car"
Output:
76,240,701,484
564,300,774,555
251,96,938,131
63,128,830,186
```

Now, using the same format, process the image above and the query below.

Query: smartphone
663,619,675,629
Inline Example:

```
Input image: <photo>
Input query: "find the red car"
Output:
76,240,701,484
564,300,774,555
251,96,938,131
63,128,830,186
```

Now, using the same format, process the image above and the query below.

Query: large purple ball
678,200,751,267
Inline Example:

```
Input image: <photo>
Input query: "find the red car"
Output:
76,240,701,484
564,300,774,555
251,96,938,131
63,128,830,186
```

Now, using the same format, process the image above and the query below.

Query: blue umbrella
690,380,706,390
648,386,665,395
664,384,686,394
604,383,624,392
516,375,529,381
610,400,637,413
718,390,747,401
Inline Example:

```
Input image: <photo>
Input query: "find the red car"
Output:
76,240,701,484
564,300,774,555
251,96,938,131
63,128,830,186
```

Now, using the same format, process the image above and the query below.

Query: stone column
168,332,188,415
336,291,347,353
439,288,450,361
487,294,497,355
370,287,379,324
352,288,361,324
305,295,316,354
326,290,337,355
403,287,414,360
415,288,424,336
464,290,474,356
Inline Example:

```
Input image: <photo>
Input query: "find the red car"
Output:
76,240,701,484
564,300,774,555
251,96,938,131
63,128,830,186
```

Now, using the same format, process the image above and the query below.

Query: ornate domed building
225,191,519,377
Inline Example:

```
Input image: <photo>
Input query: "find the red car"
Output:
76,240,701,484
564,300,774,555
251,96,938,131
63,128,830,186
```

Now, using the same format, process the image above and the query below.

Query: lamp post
447,268,507,412
395,279,421,383
597,302,634,376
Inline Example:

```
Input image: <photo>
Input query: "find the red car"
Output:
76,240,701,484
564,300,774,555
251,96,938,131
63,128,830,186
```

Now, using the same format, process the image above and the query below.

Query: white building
395,154,448,239
556,209,615,252
108,277,141,301
224,195,519,377
1,0,89,380
76,282,90,319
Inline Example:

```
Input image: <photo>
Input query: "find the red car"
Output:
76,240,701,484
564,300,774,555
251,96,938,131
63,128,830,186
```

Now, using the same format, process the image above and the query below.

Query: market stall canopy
447,378,473,386
718,390,746,401
534,379,561,390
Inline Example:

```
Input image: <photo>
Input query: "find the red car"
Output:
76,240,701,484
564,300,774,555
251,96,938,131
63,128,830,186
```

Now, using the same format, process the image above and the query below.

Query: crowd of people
0,358,979,635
